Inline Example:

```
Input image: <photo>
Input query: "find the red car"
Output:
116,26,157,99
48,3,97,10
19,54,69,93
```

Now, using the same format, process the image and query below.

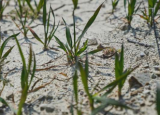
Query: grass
0,0,160,114
15,36,36,115
28,0,58,51
12,7,34,38
139,0,160,26
0,0,9,20
112,0,119,14
25,0,44,16
126,0,138,26
55,1,103,64
72,52,133,114
0,34,36,115
0,33,19,96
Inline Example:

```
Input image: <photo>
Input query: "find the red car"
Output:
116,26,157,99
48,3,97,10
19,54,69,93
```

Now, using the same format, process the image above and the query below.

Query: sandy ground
0,0,160,115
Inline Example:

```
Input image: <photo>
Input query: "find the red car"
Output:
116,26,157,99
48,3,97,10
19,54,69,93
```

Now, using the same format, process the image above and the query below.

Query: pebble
129,73,151,89
40,104,55,112
140,52,145,57
151,74,157,79
87,38,98,46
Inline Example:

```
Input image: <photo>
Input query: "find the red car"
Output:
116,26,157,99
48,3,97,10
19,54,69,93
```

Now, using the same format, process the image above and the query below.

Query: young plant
0,35,36,115
15,37,36,115
0,33,19,96
139,0,160,26
73,55,132,114
95,45,138,99
55,2,103,64
28,1,58,51
0,0,9,20
25,0,44,16
126,0,138,26
12,8,34,38
112,0,119,14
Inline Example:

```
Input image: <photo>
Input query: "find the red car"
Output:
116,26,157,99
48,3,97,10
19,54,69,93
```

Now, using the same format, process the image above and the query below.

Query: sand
0,0,160,115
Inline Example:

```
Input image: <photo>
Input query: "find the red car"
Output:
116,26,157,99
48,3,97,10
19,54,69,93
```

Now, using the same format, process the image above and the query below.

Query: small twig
28,76,56,93
127,38,154,47
36,63,68,71
31,78,42,91
4,67,16,78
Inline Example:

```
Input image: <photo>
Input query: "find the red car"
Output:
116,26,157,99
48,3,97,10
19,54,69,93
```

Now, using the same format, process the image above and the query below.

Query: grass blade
78,3,103,42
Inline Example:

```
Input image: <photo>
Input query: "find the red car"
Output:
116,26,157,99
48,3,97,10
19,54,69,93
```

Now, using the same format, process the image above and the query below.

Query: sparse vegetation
0,0,159,114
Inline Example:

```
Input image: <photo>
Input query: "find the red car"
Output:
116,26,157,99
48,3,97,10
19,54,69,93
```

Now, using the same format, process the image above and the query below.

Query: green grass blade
43,0,47,33
29,52,36,87
78,62,90,96
72,0,79,9
154,1,160,16
37,0,44,13
54,35,67,52
91,97,131,115
0,97,9,106
1,46,14,60
119,45,124,76
0,97,17,114
46,8,51,37
62,18,73,50
77,40,88,56
95,69,133,95
15,36,27,89
25,0,34,13
78,3,103,42
87,48,103,55
28,45,32,74
28,27,44,44
0,33,19,58
73,70,78,104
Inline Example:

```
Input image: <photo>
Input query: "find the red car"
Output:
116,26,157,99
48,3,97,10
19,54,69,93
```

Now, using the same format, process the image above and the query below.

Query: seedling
73,54,132,114
126,0,138,26
112,0,119,14
55,2,103,64
0,35,36,115
12,8,34,38
28,1,58,51
139,0,160,26
15,36,36,115
95,45,138,99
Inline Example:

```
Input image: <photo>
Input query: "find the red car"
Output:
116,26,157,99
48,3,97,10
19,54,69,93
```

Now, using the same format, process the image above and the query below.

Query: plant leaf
78,3,103,43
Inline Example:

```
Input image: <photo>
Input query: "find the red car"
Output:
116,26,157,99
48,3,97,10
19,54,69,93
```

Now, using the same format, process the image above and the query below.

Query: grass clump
139,0,160,26
72,51,133,114
12,7,34,38
15,36,36,115
0,33,36,115
28,1,58,51
55,1,103,64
